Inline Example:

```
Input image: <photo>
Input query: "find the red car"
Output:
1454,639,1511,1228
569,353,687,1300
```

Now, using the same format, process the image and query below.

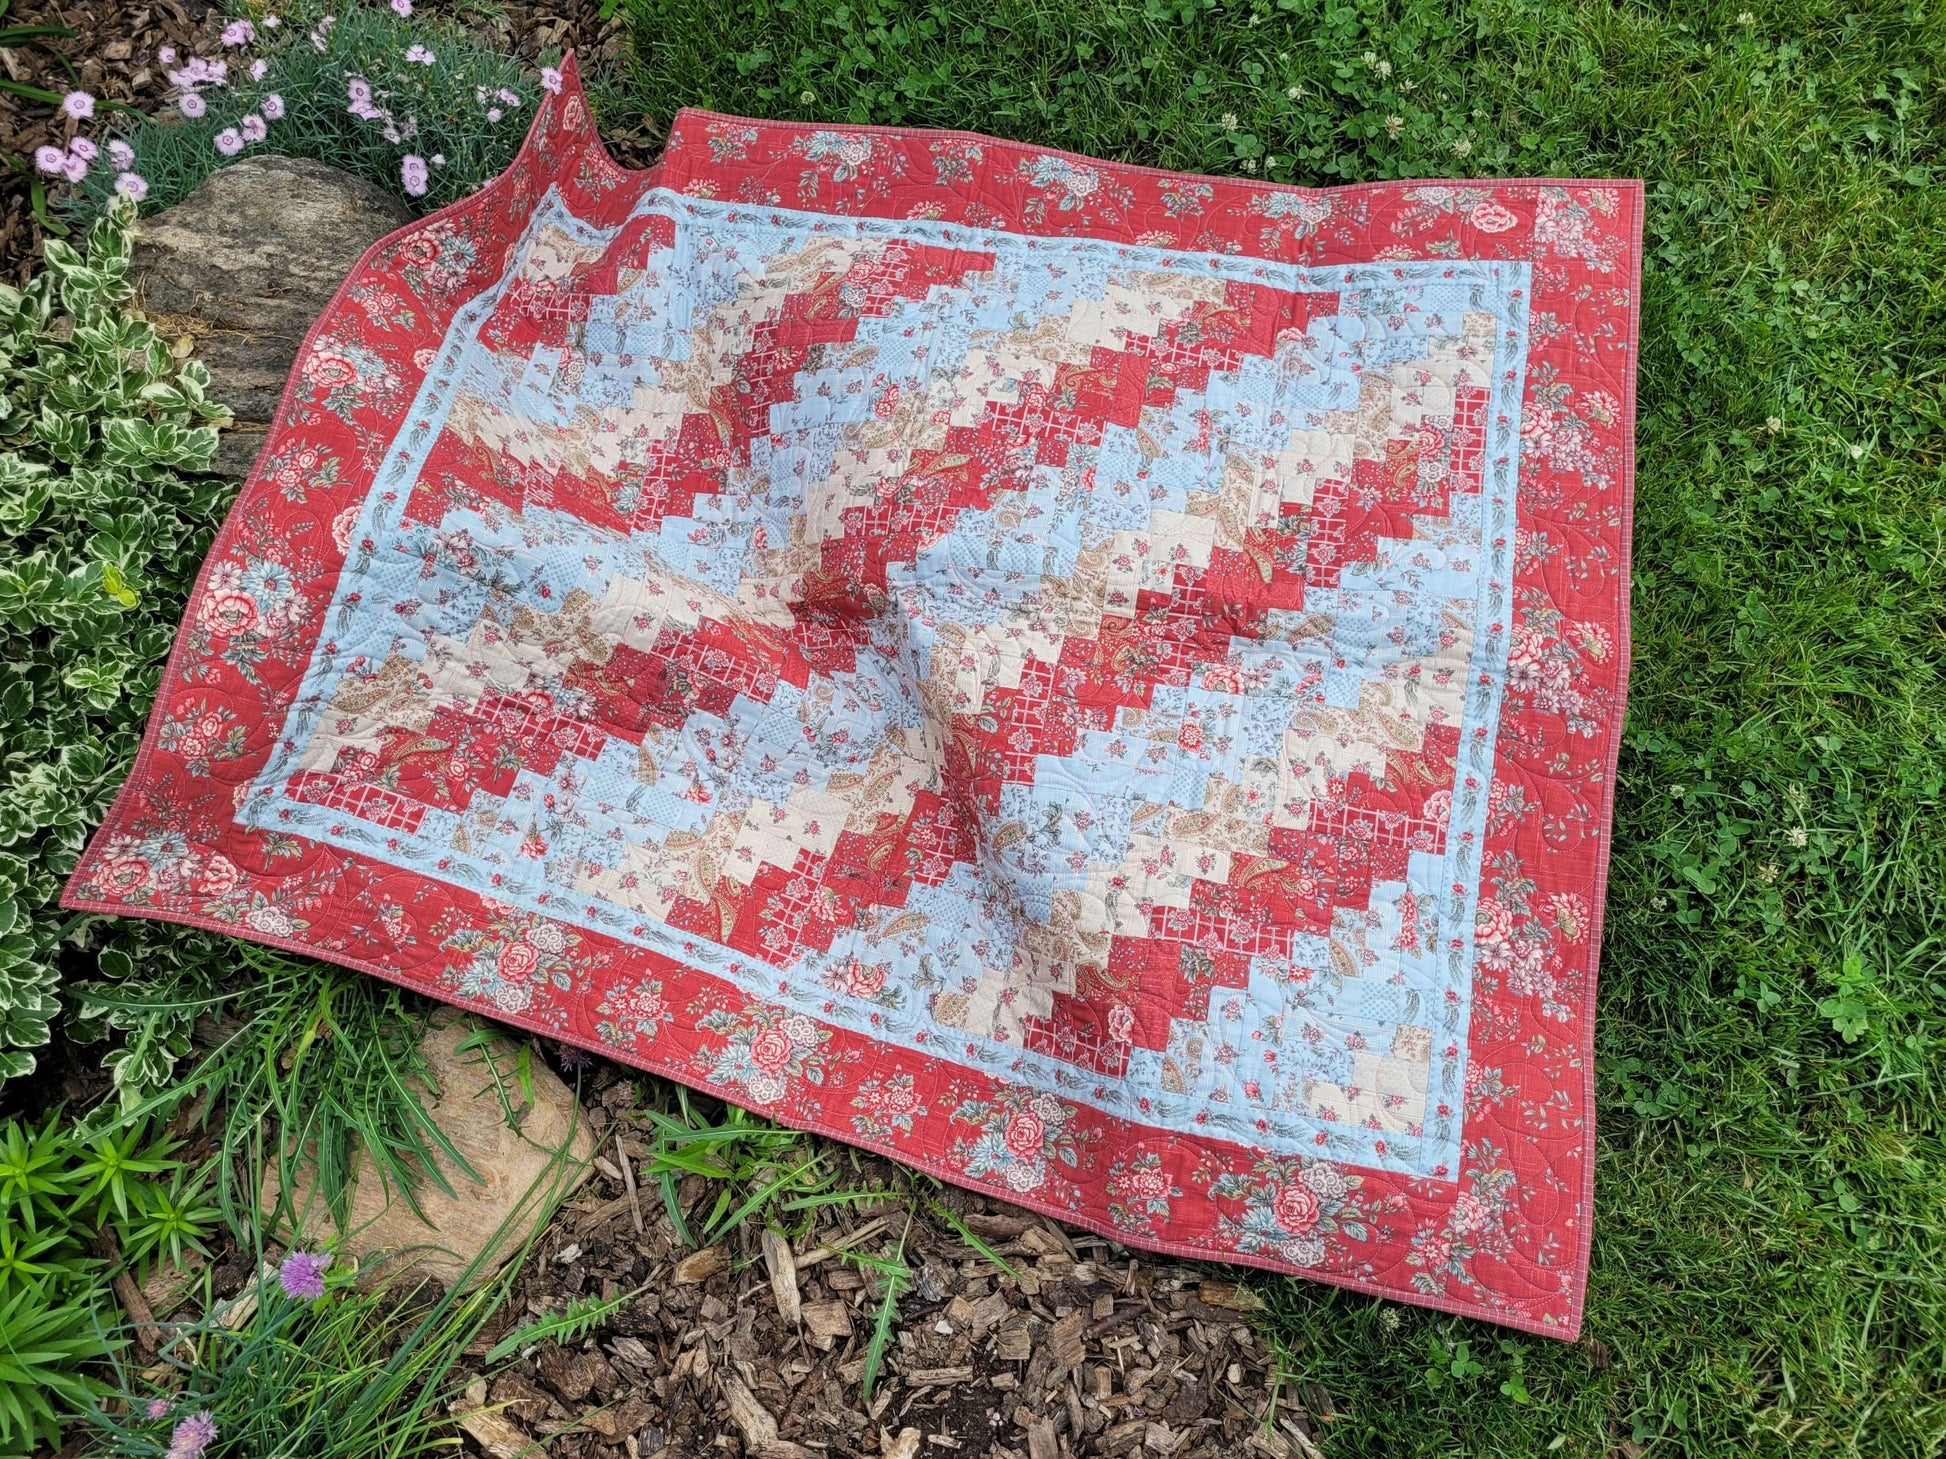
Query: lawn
598,0,1946,1454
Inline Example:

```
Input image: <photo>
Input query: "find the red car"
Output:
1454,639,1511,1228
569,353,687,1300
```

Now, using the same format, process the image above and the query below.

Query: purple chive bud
165,1412,218,1459
279,1248,331,1300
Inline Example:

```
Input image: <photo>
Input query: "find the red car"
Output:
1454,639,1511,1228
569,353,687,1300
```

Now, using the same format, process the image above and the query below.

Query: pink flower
303,350,357,390
496,939,539,981
390,0,411,13
840,957,886,997
115,171,149,201
251,58,269,80
262,93,285,120
178,92,207,119
1127,1166,1170,1199
61,152,88,181
198,589,259,635
68,136,97,161
240,113,267,142
157,44,177,62
197,853,240,895
404,43,434,65
749,1027,793,1072
263,14,280,27
146,1398,171,1420
1176,719,1203,751
98,854,154,896
400,153,428,196
1468,201,1519,233
278,1249,331,1300
346,77,371,105
486,106,502,121
1003,1110,1044,1157
214,128,243,156
495,87,519,105
221,19,254,45
1272,1181,1321,1234
61,89,94,119
33,144,64,174
107,138,134,167
165,1412,217,1459
540,66,562,94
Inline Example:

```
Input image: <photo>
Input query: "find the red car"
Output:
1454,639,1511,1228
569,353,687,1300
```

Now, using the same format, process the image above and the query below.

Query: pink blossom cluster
473,83,525,123
34,91,149,199
345,75,418,147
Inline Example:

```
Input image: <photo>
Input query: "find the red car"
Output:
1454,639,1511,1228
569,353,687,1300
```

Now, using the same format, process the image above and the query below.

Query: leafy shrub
73,2,548,221
0,202,231,1082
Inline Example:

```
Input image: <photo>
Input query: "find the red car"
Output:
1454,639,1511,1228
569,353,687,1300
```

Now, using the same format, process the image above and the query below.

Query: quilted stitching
65,59,1640,1337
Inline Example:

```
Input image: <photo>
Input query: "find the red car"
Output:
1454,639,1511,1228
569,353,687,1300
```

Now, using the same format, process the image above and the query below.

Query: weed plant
86,945,471,1236
0,200,230,1085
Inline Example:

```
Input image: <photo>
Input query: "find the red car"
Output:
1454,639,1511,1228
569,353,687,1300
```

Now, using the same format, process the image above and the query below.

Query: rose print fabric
68,58,1640,1336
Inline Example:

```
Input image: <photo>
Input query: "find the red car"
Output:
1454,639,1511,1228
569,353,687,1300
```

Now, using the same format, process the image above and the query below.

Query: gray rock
133,156,412,478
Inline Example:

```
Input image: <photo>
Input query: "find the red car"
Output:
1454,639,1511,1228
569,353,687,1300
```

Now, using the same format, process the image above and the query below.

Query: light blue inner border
241,186,1531,1180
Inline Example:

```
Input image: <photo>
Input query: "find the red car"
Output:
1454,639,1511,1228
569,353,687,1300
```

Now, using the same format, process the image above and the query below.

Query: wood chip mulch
451,1064,1329,1459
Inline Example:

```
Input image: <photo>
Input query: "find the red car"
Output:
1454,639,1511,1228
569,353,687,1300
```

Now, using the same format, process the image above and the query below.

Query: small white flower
1221,112,1238,131
1766,415,1783,432
1848,442,1865,459
1285,84,1301,99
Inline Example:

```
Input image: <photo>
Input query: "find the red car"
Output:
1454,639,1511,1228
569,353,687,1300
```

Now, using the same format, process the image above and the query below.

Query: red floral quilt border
65,56,1640,1337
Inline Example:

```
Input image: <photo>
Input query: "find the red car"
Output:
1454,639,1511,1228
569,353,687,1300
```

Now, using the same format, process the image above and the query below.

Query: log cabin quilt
68,58,1641,1336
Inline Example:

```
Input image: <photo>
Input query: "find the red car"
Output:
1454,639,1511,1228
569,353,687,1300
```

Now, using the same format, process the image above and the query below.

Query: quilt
68,59,1640,1336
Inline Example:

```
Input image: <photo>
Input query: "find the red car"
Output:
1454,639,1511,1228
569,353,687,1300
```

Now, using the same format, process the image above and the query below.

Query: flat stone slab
133,156,411,478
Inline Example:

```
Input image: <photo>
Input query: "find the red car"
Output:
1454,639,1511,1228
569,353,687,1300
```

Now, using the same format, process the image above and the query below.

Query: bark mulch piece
453,1060,1323,1459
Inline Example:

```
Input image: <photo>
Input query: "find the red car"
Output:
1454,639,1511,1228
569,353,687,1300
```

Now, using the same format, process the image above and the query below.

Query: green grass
607,1,1946,1454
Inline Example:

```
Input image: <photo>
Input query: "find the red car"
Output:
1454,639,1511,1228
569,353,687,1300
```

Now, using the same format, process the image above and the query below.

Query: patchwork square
68,61,1640,1335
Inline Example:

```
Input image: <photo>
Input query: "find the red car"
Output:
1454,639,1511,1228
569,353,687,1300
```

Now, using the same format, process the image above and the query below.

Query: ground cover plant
64,1,548,223
597,0,1946,1455
0,197,230,1084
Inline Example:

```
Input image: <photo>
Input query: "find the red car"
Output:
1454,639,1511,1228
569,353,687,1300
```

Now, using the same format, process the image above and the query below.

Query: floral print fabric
67,58,1640,1336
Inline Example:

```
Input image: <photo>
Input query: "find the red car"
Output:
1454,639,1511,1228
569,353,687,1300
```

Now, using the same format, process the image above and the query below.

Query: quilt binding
62,55,1643,1338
